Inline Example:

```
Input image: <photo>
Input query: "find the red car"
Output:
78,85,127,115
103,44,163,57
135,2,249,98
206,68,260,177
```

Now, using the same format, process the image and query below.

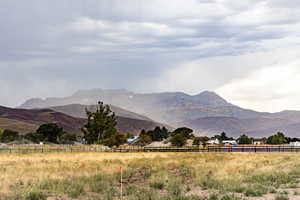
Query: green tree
139,127,170,142
60,133,78,144
170,134,187,147
81,101,118,144
136,134,152,146
213,132,233,142
193,136,210,146
193,137,201,146
0,129,19,143
267,132,286,144
172,127,194,138
36,123,64,143
24,132,44,143
237,134,252,144
103,132,127,147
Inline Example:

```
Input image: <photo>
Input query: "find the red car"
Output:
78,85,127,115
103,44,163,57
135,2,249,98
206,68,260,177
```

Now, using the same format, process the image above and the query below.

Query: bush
24,190,47,200
102,132,127,147
244,184,268,196
150,181,164,190
60,133,78,144
135,134,152,146
0,129,19,143
275,196,289,200
170,134,187,147
172,127,194,138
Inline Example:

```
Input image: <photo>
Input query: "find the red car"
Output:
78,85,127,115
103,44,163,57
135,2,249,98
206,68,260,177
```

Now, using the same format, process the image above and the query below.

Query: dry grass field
1,152,300,200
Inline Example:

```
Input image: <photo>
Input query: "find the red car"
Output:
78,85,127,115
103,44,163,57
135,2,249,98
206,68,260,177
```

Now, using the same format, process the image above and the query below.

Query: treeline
0,124,79,144
136,127,194,146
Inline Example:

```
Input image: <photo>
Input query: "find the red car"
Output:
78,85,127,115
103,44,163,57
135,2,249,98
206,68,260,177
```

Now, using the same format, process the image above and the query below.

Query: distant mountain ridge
177,116,300,137
0,106,167,135
19,89,240,122
19,88,300,137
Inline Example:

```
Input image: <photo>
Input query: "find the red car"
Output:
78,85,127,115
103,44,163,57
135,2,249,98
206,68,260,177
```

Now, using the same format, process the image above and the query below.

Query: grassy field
1,152,300,200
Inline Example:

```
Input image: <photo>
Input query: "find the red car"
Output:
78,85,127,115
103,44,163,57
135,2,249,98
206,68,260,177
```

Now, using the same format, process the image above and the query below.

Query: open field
2,153,300,200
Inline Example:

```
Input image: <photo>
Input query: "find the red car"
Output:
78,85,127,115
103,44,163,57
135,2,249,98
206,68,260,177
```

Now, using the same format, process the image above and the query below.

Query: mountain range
19,88,300,137
0,105,166,135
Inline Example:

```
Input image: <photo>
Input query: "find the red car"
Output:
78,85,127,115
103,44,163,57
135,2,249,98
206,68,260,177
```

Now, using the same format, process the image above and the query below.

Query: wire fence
1,145,300,153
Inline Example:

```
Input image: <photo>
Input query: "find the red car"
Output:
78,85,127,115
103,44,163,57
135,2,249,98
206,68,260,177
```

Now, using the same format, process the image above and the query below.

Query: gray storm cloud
1,0,300,111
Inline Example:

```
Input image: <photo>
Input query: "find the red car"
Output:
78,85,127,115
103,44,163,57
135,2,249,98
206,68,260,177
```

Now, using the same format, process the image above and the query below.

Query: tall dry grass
1,152,300,199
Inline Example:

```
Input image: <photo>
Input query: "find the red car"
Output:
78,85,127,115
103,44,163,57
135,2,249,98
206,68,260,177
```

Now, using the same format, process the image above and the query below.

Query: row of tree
0,124,79,144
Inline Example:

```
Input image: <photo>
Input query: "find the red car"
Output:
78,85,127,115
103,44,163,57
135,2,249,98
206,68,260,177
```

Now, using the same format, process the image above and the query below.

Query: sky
1,0,300,112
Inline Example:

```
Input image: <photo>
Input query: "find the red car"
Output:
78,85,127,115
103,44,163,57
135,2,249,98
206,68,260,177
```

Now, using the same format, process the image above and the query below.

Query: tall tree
81,101,118,144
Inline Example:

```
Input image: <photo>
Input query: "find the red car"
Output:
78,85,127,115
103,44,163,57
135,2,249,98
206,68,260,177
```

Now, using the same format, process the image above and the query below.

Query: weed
275,195,289,200
150,181,164,190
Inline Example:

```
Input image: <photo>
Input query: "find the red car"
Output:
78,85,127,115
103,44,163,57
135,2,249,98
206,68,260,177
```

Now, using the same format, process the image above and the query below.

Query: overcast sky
1,0,300,112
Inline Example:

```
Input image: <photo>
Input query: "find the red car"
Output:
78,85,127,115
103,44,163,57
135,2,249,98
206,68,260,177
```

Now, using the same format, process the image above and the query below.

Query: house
289,141,300,147
222,140,237,146
127,136,139,144
207,138,220,145
252,138,266,145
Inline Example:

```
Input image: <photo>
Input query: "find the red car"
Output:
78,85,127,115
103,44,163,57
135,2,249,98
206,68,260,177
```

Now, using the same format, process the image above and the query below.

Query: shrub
275,196,289,200
0,129,19,143
170,134,187,147
24,190,47,200
150,181,164,190
244,184,268,196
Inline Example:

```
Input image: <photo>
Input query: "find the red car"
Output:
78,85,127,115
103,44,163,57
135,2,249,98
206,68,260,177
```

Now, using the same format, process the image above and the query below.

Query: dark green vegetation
267,132,287,145
0,129,19,143
137,126,170,145
237,134,252,144
193,136,209,146
135,126,195,147
81,101,118,145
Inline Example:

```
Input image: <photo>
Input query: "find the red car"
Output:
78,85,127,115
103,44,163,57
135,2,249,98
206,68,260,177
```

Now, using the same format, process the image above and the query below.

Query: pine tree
81,101,118,144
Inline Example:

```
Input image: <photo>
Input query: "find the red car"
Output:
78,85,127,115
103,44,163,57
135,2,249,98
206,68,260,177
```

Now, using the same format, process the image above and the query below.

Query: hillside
50,104,153,121
20,89,235,123
0,106,85,133
0,106,167,135
19,88,300,137
0,117,38,134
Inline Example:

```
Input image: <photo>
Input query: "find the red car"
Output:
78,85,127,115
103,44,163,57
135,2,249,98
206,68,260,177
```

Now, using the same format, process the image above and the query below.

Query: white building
207,138,220,145
222,140,237,146
289,141,300,147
